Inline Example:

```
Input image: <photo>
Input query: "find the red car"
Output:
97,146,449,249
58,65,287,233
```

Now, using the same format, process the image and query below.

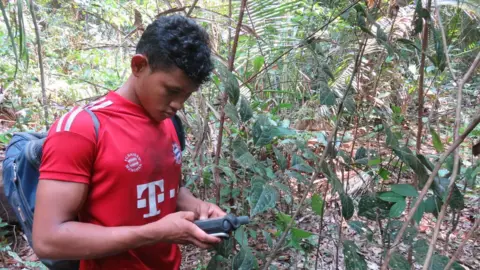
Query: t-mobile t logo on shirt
136,180,176,218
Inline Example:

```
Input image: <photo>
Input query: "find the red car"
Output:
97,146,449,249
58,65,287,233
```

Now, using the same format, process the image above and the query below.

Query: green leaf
320,88,337,106
391,184,419,197
233,247,256,270
368,158,381,166
253,115,295,147
311,194,324,216
253,56,264,73
275,212,292,231
348,221,373,239
378,191,405,203
273,147,287,171
263,230,273,248
322,65,335,81
378,168,390,180
340,193,354,220
432,27,446,72
291,228,313,239
343,240,368,270
239,95,253,122
321,163,344,194
225,103,239,124
392,147,429,188
249,182,277,216
355,147,367,160
286,170,306,183
389,199,406,218
430,254,465,270
207,255,224,270
389,252,410,270
413,239,429,264
232,138,257,168
291,163,314,173
358,193,393,221
424,196,441,214
417,154,434,171
413,198,426,224
234,226,248,247
430,128,444,152
385,125,399,148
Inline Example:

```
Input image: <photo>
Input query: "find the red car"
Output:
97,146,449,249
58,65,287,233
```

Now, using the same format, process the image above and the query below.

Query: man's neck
116,75,141,105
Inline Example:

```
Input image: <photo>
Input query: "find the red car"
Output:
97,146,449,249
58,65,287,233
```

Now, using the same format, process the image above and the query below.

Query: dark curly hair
135,15,213,86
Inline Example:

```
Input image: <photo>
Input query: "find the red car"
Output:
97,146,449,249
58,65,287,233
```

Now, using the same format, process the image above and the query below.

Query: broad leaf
358,193,393,221
393,147,429,188
253,56,264,73
385,125,399,148
355,147,367,160
207,255,224,270
413,198,426,224
417,154,434,171
233,247,256,270
389,252,410,270
239,95,253,122
391,184,418,197
232,138,257,168
340,193,354,220
413,239,429,264
249,182,277,216
343,240,368,270
348,221,373,241
430,128,444,152
263,230,273,248
253,115,295,147
378,168,390,180
235,226,248,247
378,191,405,203
291,163,314,173
286,170,306,183
225,103,239,124
320,88,337,106
311,193,324,216
292,228,313,239
213,237,233,258
389,199,406,218
430,254,465,270
273,147,287,171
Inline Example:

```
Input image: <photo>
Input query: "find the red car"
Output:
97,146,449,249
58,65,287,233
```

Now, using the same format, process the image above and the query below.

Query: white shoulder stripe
64,107,84,132
56,113,68,132
89,97,106,107
90,100,113,111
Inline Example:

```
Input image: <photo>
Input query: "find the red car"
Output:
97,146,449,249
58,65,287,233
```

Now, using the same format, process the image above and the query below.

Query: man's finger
199,204,209,220
180,211,195,222
191,227,221,244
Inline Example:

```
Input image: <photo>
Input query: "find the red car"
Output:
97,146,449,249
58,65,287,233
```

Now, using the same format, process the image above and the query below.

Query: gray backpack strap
83,108,100,141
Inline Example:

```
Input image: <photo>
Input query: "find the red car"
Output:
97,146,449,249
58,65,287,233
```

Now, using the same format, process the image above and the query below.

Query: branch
380,111,480,270
212,0,248,204
434,0,457,82
29,0,49,130
261,35,367,270
422,50,480,270
444,218,479,270
187,0,199,17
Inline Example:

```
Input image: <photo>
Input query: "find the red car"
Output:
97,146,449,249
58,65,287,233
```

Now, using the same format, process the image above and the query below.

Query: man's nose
170,99,184,111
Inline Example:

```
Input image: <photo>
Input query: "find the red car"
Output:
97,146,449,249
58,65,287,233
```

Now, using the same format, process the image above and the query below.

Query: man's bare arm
32,180,220,260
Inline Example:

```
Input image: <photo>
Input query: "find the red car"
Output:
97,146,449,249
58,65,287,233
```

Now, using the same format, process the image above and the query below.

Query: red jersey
39,91,182,269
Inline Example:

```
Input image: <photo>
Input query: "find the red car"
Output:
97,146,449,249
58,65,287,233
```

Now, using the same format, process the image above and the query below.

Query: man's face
133,57,198,122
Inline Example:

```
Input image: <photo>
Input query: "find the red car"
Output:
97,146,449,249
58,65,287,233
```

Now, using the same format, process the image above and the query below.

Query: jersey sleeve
39,107,98,184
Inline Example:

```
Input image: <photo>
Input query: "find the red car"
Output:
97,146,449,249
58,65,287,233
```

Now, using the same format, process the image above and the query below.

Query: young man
32,15,225,269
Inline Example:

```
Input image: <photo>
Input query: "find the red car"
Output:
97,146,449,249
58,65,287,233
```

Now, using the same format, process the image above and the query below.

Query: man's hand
149,211,221,249
194,201,227,220
177,187,227,220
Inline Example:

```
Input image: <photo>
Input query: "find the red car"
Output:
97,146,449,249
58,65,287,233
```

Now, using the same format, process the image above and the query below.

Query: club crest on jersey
125,153,142,172
172,142,182,164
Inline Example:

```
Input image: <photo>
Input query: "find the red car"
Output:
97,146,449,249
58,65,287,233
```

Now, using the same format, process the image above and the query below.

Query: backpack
1,108,185,270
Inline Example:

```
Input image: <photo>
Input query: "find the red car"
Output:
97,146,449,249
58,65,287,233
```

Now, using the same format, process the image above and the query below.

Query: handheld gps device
194,214,250,238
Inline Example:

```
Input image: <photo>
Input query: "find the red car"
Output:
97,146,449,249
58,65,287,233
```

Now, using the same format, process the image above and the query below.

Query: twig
261,31,366,270
29,0,49,130
380,111,480,270
434,0,457,82
422,50,480,270
212,0,247,205
186,0,199,17
444,218,479,270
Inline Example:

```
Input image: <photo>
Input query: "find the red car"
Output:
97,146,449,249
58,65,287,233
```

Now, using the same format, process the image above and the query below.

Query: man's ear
131,54,149,76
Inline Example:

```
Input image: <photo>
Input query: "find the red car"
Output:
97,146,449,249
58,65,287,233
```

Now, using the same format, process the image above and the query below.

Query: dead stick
212,0,247,204
444,218,479,270
380,111,480,270
422,50,480,270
